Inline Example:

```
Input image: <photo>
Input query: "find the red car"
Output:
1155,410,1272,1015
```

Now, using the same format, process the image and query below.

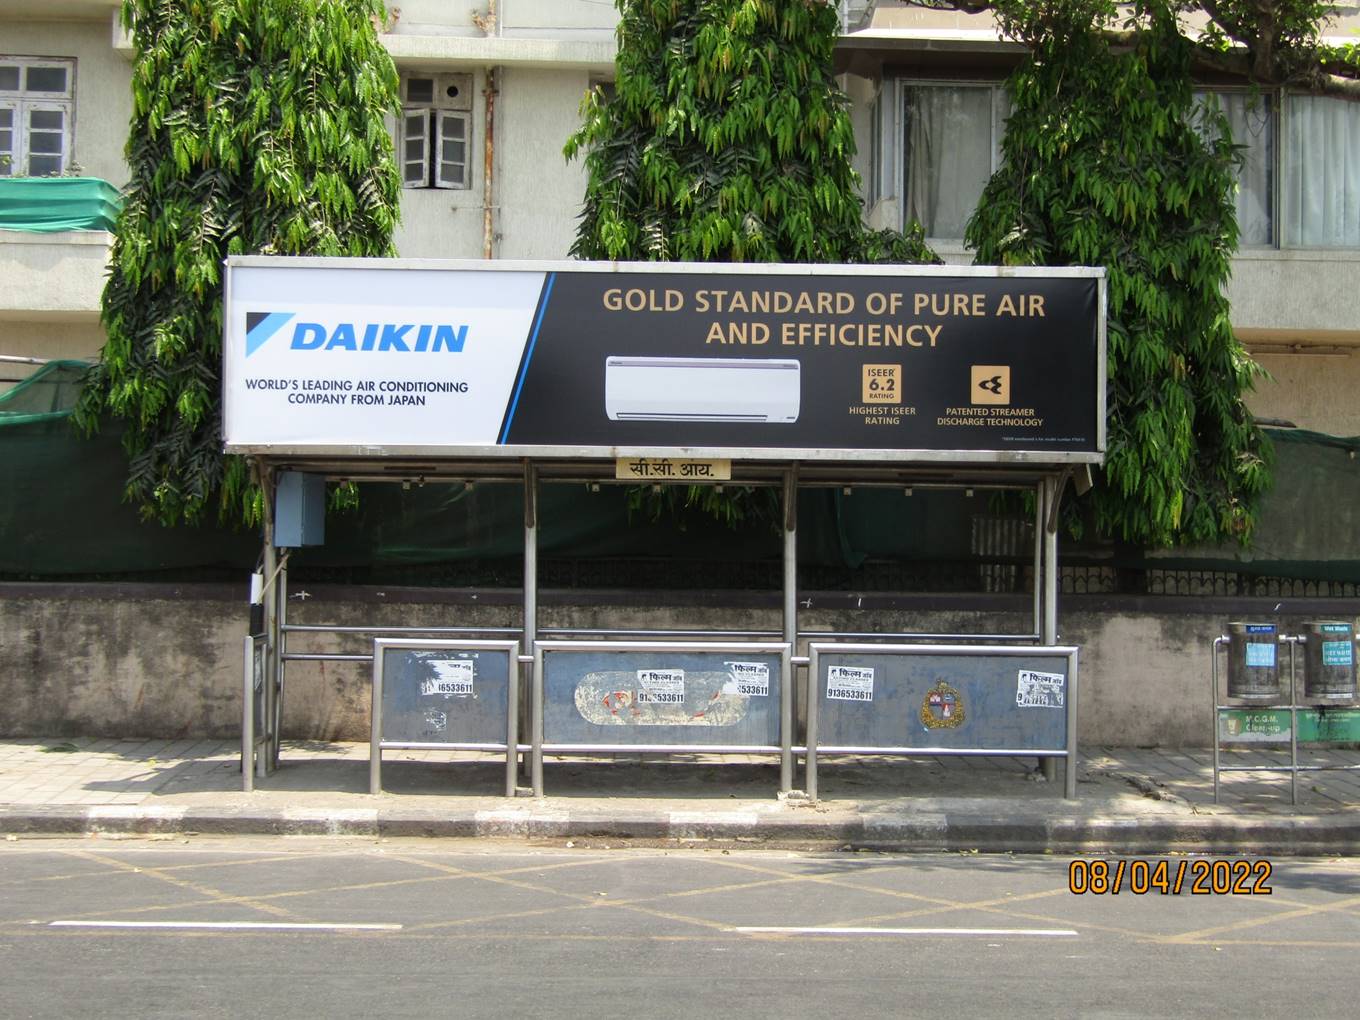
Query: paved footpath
2,738,1358,853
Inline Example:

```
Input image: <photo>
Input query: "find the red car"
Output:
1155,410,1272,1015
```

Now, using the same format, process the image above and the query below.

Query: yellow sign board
616,458,732,482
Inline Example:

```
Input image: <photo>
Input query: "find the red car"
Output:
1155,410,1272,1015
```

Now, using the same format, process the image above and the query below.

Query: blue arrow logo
245,312,295,357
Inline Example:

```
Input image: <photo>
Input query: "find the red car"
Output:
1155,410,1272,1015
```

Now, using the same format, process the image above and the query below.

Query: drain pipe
479,1,500,259
483,64,499,259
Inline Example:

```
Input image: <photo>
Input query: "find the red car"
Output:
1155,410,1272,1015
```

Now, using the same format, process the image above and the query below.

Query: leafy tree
929,0,1359,94
942,0,1360,544
566,0,936,526
1192,0,1360,96
76,0,402,525
565,0,936,265
966,0,1277,545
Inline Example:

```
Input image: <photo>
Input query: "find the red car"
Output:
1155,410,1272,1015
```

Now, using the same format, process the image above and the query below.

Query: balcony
0,178,118,321
1227,250,1360,348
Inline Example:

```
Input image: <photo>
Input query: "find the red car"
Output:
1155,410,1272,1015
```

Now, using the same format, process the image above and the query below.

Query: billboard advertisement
223,258,1105,464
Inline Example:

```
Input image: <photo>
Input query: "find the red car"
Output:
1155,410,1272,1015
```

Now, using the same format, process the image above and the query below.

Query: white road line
735,926,1078,937
50,920,401,932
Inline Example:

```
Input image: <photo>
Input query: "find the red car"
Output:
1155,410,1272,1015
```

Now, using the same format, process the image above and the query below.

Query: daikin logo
244,311,468,357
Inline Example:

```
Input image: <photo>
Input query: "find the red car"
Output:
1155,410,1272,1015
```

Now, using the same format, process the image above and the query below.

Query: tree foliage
566,0,937,265
1192,0,1360,95
928,0,1360,96
567,0,937,528
75,0,402,525
966,0,1272,545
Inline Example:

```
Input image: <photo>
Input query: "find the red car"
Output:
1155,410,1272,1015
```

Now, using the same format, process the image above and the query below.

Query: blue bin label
1322,641,1354,667
1244,625,1276,634
1245,643,1276,668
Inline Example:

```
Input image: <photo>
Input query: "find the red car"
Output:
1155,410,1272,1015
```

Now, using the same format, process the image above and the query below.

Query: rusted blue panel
814,651,1070,751
542,650,782,747
379,646,513,745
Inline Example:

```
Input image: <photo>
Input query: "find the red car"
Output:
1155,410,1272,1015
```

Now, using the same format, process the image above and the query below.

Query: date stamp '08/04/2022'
1068,859,1273,895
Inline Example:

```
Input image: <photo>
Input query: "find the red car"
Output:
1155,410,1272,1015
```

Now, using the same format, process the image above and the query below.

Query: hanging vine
566,0,938,527
966,0,1273,545
75,0,402,525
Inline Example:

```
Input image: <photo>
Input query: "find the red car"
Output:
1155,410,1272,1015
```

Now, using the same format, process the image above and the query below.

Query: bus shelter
224,257,1105,800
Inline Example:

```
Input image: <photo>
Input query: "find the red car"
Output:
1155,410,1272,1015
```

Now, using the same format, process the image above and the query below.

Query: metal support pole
1043,475,1059,645
1041,474,1060,784
1212,637,1224,804
1032,480,1044,639
806,645,820,802
1065,652,1079,800
258,462,278,777
1288,637,1299,806
505,649,520,799
781,467,797,793
369,649,384,795
273,545,288,770
242,636,255,793
525,462,542,796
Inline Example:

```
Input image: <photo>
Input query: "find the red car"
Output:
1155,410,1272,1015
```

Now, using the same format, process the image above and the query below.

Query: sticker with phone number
725,661,770,697
826,665,874,702
636,668,684,705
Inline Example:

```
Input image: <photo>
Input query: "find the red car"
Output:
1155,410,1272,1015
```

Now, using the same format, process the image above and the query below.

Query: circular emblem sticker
920,680,966,730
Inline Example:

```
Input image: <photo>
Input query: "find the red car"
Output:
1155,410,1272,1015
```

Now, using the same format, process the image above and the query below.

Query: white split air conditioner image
604,356,801,423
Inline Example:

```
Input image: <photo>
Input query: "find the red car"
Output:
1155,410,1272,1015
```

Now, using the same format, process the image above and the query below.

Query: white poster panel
224,265,545,448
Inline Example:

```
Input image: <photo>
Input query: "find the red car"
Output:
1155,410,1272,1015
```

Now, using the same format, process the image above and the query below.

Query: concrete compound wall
6,584,1353,747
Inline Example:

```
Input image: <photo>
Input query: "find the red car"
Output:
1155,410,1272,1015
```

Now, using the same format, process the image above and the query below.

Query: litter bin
1301,621,1357,702
1226,622,1281,702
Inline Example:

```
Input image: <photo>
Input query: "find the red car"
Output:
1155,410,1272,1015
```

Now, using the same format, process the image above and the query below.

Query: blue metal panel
379,647,512,746
815,651,1070,752
542,649,782,747
274,471,325,547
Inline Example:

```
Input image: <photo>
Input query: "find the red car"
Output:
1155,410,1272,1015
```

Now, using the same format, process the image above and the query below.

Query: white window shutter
435,112,468,190
401,109,430,188
0,102,16,176
25,103,67,176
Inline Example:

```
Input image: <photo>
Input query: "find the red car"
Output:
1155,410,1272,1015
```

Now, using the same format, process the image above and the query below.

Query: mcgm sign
222,256,1105,462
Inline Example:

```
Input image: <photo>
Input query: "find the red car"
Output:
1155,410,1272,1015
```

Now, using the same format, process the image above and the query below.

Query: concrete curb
4,805,1359,855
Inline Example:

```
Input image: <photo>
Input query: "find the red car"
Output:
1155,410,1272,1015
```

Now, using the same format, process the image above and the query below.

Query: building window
1284,94,1360,249
901,82,1009,241
400,73,472,190
1194,90,1274,248
0,57,75,177
880,80,1358,252
867,87,882,208
588,75,616,105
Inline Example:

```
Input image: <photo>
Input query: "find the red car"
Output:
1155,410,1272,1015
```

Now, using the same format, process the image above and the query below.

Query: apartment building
2,0,1357,437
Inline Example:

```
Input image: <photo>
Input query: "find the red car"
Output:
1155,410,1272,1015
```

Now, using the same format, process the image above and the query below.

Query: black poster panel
503,271,1100,455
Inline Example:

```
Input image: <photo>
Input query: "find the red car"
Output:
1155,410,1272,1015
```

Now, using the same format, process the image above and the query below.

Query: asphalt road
2,837,1359,1019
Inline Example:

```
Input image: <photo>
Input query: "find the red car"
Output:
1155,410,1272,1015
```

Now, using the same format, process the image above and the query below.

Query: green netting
0,405,260,578
0,362,1355,585
0,360,92,422
1139,429,1360,582
0,177,122,232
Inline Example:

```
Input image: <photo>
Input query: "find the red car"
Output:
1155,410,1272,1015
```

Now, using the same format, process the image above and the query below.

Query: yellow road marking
70,851,303,921
1163,894,1360,944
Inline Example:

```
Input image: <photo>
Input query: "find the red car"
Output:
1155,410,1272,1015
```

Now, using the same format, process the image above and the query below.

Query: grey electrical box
275,472,325,547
